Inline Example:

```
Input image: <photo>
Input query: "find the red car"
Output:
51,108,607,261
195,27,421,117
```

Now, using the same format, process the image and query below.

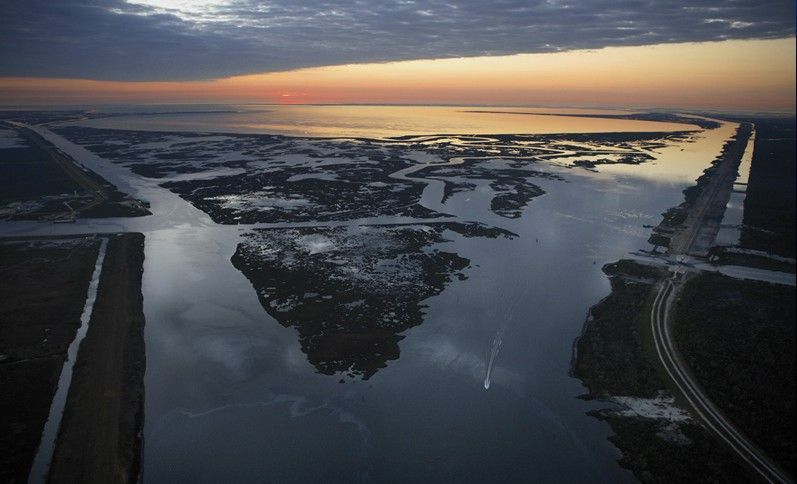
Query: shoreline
0,236,101,483
0,233,146,484
571,118,795,482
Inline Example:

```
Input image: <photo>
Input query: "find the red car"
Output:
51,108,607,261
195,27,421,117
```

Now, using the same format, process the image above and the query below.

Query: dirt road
47,233,146,484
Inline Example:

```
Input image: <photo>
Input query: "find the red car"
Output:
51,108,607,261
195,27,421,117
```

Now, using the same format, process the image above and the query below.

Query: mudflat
47,233,146,484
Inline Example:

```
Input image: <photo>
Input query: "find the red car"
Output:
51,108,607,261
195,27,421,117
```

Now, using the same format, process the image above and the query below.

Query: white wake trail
483,328,504,390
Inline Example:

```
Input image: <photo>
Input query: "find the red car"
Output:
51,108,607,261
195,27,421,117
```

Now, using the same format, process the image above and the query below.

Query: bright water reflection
0,110,738,483
72,105,693,138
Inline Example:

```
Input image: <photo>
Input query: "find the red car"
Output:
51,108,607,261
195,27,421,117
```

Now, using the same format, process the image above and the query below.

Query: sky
0,0,795,110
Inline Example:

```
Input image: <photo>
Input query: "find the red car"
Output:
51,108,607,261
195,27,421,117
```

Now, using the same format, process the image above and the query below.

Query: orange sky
1,38,794,111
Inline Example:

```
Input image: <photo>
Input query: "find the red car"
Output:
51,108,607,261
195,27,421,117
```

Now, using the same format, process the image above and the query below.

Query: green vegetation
739,117,796,258
602,416,752,484
661,207,688,227
647,233,670,249
573,260,752,483
604,259,669,281
48,233,146,484
0,237,100,483
573,269,664,397
673,273,796,474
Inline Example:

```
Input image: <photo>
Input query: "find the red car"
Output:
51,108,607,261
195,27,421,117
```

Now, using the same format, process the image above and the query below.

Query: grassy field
0,237,100,483
0,234,147,483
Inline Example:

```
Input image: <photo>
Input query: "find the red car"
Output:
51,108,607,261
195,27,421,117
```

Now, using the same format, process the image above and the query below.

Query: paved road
669,124,751,256
701,262,795,286
652,275,793,484
627,252,796,287
650,122,793,483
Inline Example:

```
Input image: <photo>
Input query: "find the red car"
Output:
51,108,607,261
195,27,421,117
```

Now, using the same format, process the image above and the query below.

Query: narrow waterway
28,237,108,484
716,126,756,246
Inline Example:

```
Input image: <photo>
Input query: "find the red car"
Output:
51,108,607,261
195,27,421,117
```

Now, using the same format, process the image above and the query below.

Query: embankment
47,233,146,484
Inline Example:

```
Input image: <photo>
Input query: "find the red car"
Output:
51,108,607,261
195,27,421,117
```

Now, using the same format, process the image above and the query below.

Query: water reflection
0,111,740,482
70,105,694,138
599,117,737,184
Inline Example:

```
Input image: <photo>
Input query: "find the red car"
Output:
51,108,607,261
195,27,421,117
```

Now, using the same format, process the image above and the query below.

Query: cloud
0,0,794,81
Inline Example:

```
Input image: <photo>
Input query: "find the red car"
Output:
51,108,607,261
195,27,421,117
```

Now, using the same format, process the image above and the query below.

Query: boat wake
484,328,504,390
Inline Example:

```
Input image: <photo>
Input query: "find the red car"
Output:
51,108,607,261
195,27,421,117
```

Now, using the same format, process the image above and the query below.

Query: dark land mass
738,117,796,258
0,123,150,220
157,140,547,223
707,246,796,273
53,126,285,180
416,159,557,218
0,236,100,484
673,273,796,475
441,179,478,204
527,130,695,142
48,233,146,484
163,167,447,224
232,223,512,379
601,417,752,484
148,152,554,222
0,234,147,483
56,126,688,224
379,131,691,167
572,261,667,398
573,116,794,482
572,260,752,483
569,152,651,170
58,126,455,223
0,126,81,207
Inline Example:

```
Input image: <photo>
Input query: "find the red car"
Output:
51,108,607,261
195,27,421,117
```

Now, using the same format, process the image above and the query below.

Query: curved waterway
1,116,738,483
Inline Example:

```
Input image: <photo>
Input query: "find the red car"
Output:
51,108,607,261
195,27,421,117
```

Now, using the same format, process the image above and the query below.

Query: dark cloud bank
0,0,794,81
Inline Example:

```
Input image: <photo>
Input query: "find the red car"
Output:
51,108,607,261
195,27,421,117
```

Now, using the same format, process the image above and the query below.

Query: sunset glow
2,1,796,481
2,38,794,111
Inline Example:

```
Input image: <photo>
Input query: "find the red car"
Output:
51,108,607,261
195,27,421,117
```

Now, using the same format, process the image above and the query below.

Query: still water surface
5,108,736,482
73,105,692,138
